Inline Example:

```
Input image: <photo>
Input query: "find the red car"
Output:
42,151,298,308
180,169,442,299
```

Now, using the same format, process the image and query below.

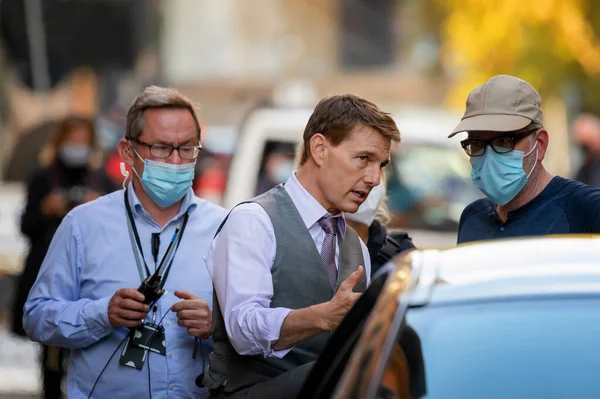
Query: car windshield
387,144,482,231
402,297,600,398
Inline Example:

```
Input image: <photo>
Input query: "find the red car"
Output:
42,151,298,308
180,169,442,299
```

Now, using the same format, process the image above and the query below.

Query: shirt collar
127,181,197,221
489,177,560,223
283,172,346,237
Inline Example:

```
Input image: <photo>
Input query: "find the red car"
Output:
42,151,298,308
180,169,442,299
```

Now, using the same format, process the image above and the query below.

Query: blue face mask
272,160,295,184
132,149,196,208
470,142,538,206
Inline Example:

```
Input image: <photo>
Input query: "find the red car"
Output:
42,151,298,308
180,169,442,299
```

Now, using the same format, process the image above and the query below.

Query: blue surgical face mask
470,141,538,206
132,149,195,208
272,160,295,184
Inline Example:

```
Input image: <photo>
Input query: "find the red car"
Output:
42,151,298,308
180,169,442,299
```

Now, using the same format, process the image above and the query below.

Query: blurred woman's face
58,125,94,167
65,126,93,146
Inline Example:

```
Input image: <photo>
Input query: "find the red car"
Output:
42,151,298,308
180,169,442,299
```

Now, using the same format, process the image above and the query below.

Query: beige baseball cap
448,75,543,138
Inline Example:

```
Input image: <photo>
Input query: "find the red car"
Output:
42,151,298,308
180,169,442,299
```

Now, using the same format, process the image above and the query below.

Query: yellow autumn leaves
436,0,600,108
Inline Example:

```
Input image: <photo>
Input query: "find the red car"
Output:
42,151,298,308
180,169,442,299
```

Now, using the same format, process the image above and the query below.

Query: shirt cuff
264,308,293,359
82,296,113,340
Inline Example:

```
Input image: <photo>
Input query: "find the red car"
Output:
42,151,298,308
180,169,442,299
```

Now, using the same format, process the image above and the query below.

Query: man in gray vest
204,94,401,398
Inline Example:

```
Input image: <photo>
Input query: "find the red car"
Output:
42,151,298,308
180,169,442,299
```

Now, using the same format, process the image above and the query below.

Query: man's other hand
172,290,212,339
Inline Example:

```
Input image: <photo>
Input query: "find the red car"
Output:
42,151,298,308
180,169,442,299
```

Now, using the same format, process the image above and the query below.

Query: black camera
137,273,165,307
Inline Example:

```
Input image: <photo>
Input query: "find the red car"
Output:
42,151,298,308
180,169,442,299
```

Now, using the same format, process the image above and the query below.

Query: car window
386,144,483,231
379,297,600,398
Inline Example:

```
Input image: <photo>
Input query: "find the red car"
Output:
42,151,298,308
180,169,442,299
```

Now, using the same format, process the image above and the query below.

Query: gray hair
125,86,202,140
517,121,543,134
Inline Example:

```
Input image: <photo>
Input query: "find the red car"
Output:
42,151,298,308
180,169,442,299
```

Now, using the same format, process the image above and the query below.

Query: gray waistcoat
205,185,366,393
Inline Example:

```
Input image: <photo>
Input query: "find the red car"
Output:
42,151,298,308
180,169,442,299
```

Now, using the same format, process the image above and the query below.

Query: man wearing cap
449,74,600,244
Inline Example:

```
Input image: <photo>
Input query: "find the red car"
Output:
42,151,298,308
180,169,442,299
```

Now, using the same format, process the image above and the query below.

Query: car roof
407,235,600,306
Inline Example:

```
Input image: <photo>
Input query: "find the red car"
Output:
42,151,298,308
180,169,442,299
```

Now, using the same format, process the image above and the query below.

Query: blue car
299,235,600,399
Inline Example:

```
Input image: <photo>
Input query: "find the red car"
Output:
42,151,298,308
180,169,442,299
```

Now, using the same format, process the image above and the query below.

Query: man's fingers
177,318,197,328
176,309,209,320
176,309,196,320
350,292,362,303
119,288,145,302
120,298,150,312
171,300,195,312
171,299,209,313
178,317,210,328
174,290,197,300
341,266,364,289
187,328,201,337
188,328,211,339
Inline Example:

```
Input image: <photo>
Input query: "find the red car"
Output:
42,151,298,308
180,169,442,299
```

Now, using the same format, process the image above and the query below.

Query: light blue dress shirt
23,183,227,399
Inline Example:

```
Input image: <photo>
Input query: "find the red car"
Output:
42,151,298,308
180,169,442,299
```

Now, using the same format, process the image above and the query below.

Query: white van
222,106,483,249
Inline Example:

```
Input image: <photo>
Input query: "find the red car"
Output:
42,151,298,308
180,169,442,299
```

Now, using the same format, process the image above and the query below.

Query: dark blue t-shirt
457,176,600,244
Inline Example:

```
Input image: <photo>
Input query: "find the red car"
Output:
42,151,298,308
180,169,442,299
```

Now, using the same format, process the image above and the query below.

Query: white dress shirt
205,173,371,359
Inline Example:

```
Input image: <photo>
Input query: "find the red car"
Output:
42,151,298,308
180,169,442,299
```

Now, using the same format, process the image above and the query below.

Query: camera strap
124,189,189,285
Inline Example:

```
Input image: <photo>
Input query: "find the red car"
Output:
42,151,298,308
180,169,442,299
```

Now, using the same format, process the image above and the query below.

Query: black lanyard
124,189,189,288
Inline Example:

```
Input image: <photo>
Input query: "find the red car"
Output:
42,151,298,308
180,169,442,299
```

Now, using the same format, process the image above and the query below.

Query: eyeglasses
460,130,536,157
131,139,202,160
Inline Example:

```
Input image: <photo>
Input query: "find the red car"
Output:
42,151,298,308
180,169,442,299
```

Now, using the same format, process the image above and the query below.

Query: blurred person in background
254,142,296,196
22,87,227,398
572,113,600,187
450,75,600,244
193,125,236,205
11,115,116,399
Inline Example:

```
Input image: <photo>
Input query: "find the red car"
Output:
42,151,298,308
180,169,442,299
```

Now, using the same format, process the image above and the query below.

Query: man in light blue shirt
23,86,227,398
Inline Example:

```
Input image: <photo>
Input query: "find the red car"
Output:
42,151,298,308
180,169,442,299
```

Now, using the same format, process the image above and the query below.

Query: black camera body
137,274,165,307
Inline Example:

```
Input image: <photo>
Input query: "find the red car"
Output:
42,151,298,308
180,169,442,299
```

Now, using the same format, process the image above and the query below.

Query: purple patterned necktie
318,216,338,290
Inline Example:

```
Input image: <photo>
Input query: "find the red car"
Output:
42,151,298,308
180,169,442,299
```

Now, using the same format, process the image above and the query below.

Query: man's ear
117,138,135,167
535,128,549,162
309,133,327,167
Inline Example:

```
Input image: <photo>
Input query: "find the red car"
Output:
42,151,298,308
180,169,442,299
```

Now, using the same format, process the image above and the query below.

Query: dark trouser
42,345,68,399
208,361,314,399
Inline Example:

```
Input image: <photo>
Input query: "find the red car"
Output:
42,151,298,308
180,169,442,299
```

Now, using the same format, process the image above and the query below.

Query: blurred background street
1,0,600,397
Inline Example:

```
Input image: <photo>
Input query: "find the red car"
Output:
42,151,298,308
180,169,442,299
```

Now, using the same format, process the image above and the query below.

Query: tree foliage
435,0,600,112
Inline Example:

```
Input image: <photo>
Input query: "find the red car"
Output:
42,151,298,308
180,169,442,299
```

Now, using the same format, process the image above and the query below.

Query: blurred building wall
161,0,449,127
162,0,339,83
